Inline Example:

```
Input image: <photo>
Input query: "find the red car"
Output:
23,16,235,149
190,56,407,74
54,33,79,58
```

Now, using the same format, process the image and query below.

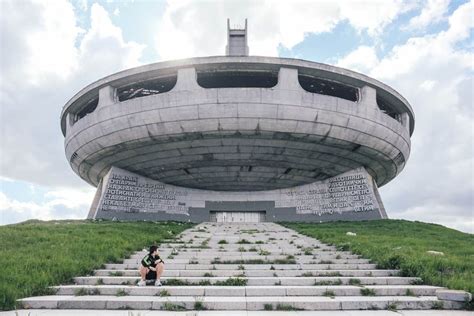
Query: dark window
197,70,278,88
376,96,399,120
117,76,177,102
76,97,99,120
298,75,358,102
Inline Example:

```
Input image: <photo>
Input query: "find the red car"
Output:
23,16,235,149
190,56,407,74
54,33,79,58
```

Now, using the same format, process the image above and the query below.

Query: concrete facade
61,26,414,222
87,166,386,222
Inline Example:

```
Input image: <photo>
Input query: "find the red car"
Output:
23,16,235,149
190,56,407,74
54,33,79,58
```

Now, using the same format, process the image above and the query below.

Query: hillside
281,219,474,302
0,220,194,310
1,219,472,311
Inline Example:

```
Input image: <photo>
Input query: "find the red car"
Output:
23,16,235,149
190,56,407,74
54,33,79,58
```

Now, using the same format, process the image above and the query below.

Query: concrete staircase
19,222,467,311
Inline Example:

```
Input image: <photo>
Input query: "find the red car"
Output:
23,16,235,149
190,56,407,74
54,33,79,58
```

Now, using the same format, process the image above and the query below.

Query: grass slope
0,220,194,311
281,220,474,297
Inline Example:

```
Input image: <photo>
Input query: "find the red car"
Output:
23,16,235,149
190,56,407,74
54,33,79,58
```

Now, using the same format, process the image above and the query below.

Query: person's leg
139,266,148,281
156,262,165,279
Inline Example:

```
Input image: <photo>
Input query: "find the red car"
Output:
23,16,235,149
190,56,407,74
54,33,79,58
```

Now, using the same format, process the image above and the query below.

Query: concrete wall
91,166,386,222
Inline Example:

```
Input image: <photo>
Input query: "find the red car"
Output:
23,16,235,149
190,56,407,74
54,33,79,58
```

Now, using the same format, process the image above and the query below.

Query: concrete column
400,112,410,131
276,67,303,91
359,86,378,110
98,85,117,108
173,67,201,91
66,112,74,133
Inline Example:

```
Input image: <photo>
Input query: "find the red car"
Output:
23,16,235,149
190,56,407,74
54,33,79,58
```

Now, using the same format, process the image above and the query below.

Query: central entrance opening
210,211,266,223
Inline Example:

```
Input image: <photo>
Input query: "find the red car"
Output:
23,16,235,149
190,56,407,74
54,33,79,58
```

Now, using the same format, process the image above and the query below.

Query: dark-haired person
137,245,165,286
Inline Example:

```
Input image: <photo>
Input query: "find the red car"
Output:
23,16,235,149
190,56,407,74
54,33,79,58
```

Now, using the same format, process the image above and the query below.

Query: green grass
0,219,193,310
281,219,474,297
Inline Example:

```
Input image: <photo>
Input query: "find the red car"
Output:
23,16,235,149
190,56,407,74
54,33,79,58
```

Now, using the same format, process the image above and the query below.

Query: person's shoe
155,280,162,286
137,280,146,287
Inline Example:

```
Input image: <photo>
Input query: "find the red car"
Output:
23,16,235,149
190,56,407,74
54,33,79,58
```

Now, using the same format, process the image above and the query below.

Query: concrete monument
61,19,414,223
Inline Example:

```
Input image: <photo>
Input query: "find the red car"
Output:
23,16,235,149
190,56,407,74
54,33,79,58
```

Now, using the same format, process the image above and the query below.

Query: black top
141,253,164,268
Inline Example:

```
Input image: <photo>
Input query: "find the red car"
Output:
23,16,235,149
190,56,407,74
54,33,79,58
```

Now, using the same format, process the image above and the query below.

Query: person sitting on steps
137,245,164,286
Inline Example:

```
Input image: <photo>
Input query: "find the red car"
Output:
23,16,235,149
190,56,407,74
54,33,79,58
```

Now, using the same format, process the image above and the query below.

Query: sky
0,0,472,233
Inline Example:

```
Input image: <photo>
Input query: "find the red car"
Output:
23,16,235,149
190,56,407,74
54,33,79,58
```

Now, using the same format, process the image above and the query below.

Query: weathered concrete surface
436,289,472,302
4,310,473,315
88,166,386,222
62,58,413,192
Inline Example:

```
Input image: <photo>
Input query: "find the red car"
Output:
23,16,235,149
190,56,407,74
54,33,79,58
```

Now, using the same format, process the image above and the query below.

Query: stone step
53,285,442,297
129,252,360,259
18,295,463,310
160,243,336,250
104,263,378,270
74,276,420,286
94,268,399,277
121,258,371,264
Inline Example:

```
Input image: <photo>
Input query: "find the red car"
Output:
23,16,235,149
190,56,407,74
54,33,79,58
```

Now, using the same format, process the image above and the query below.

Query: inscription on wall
275,173,377,215
96,167,380,216
100,173,189,214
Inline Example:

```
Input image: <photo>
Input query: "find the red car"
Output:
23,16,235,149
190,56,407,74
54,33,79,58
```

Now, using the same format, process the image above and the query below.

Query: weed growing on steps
432,301,444,310
264,303,273,310
217,240,228,244
276,304,304,311
348,278,361,286
162,302,186,311
360,288,376,296
386,302,398,311
158,290,170,297
304,249,313,255
163,277,247,286
210,258,296,265
108,271,123,276
314,279,343,286
116,289,128,297
194,299,207,310
322,290,336,298
405,289,416,296
237,239,252,244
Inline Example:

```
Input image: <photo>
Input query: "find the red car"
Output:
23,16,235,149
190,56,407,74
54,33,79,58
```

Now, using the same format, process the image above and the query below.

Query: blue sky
0,0,472,232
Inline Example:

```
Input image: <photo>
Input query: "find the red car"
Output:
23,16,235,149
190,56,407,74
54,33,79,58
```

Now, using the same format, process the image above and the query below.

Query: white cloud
78,0,88,11
0,0,145,189
156,0,411,60
337,46,379,74
345,1,474,234
0,187,95,225
25,0,83,83
419,80,436,90
405,0,450,30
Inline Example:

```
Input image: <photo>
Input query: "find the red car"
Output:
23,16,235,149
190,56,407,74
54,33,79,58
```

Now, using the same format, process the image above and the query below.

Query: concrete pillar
98,85,117,108
359,86,378,110
276,67,302,91
400,112,410,131
173,67,201,91
66,112,74,133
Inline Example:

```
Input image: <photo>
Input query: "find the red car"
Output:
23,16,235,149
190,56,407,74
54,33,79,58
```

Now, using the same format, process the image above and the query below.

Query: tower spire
225,18,249,56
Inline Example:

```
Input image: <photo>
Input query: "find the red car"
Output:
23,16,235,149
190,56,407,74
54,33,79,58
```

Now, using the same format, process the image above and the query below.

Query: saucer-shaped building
61,20,414,223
